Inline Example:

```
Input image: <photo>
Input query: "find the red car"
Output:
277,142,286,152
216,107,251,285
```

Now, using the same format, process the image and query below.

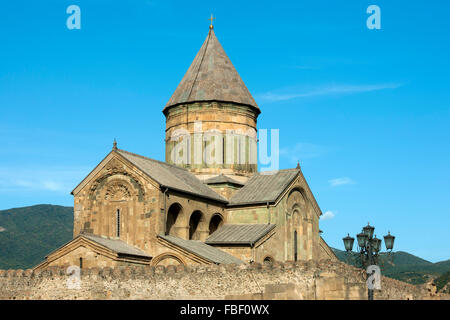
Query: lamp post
342,223,395,300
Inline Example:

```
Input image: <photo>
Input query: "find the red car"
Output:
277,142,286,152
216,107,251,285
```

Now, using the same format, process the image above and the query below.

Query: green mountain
332,248,450,287
0,204,73,269
434,271,450,293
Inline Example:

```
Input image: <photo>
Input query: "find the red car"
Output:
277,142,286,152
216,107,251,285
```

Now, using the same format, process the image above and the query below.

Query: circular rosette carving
104,182,132,201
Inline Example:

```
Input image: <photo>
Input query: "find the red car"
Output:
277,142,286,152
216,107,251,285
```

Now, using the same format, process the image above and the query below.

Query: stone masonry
1,260,447,300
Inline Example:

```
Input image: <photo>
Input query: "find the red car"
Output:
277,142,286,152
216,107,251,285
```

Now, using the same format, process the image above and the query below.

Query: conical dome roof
164,28,259,113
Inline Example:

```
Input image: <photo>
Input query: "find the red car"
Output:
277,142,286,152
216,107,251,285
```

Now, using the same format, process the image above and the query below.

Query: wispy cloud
42,180,65,192
320,210,335,221
0,166,89,194
280,142,332,164
12,180,35,188
258,83,402,102
329,177,356,187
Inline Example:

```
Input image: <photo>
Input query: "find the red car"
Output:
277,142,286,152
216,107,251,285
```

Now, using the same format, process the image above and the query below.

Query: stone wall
0,259,444,300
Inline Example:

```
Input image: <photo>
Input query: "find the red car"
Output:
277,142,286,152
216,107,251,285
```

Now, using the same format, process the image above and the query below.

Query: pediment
276,171,322,218
71,150,160,196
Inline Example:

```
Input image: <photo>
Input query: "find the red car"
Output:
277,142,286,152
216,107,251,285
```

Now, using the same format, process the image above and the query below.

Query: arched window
294,230,298,261
189,210,203,240
116,209,120,237
263,256,274,265
79,257,83,269
166,203,183,236
209,214,223,235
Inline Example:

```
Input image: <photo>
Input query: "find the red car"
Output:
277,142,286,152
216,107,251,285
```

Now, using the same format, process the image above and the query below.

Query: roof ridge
116,148,190,172
204,174,244,185
116,148,228,203
256,168,301,175
81,234,151,257
185,28,212,102
229,169,301,206
205,224,276,245
158,234,243,264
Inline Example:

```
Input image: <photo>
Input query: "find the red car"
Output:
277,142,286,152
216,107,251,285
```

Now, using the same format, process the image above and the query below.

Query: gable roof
116,149,228,203
44,233,151,260
319,236,338,260
204,174,244,186
164,28,259,114
81,234,151,258
206,224,276,245
228,169,300,206
158,234,243,264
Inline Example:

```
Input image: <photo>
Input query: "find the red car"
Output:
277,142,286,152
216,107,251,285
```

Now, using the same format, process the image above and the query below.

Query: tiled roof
229,169,300,205
117,149,227,203
82,234,151,258
206,224,276,245
158,234,243,264
164,28,259,113
204,174,244,186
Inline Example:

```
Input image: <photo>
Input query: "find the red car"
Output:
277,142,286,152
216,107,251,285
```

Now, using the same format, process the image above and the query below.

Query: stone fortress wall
0,259,445,300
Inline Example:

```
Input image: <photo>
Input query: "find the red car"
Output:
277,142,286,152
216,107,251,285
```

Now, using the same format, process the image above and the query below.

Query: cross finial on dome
208,14,216,29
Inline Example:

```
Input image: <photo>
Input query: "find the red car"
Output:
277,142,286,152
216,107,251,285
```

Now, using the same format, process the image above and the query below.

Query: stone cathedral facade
35,26,336,270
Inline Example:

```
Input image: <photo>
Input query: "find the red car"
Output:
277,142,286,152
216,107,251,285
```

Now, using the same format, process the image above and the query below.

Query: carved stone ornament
105,159,123,175
89,158,145,197
104,182,132,201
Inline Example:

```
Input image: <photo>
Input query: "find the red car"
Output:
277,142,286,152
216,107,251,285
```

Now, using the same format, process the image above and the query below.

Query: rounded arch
263,256,275,265
208,213,224,235
152,253,186,266
166,203,183,236
90,162,146,199
189,210,205,240
292,208,301,224
287,187,306,208
286,187,314,262
287,187,313,220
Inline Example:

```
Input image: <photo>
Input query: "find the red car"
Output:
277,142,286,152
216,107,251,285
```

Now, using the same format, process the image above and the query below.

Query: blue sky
0,0,449,262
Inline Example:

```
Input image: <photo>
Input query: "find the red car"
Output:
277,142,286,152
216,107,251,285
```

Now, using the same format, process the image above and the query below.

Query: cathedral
35,24,336,270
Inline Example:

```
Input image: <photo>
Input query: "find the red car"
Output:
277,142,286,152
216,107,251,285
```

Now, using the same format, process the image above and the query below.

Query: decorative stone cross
208,14,216,29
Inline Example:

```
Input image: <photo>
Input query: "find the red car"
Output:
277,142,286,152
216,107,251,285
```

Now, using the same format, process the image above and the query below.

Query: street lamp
356,231,368,248
342,223,395,300
384,231,395,251
371,235,382,253
343,234,355,252
363,223,375,239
